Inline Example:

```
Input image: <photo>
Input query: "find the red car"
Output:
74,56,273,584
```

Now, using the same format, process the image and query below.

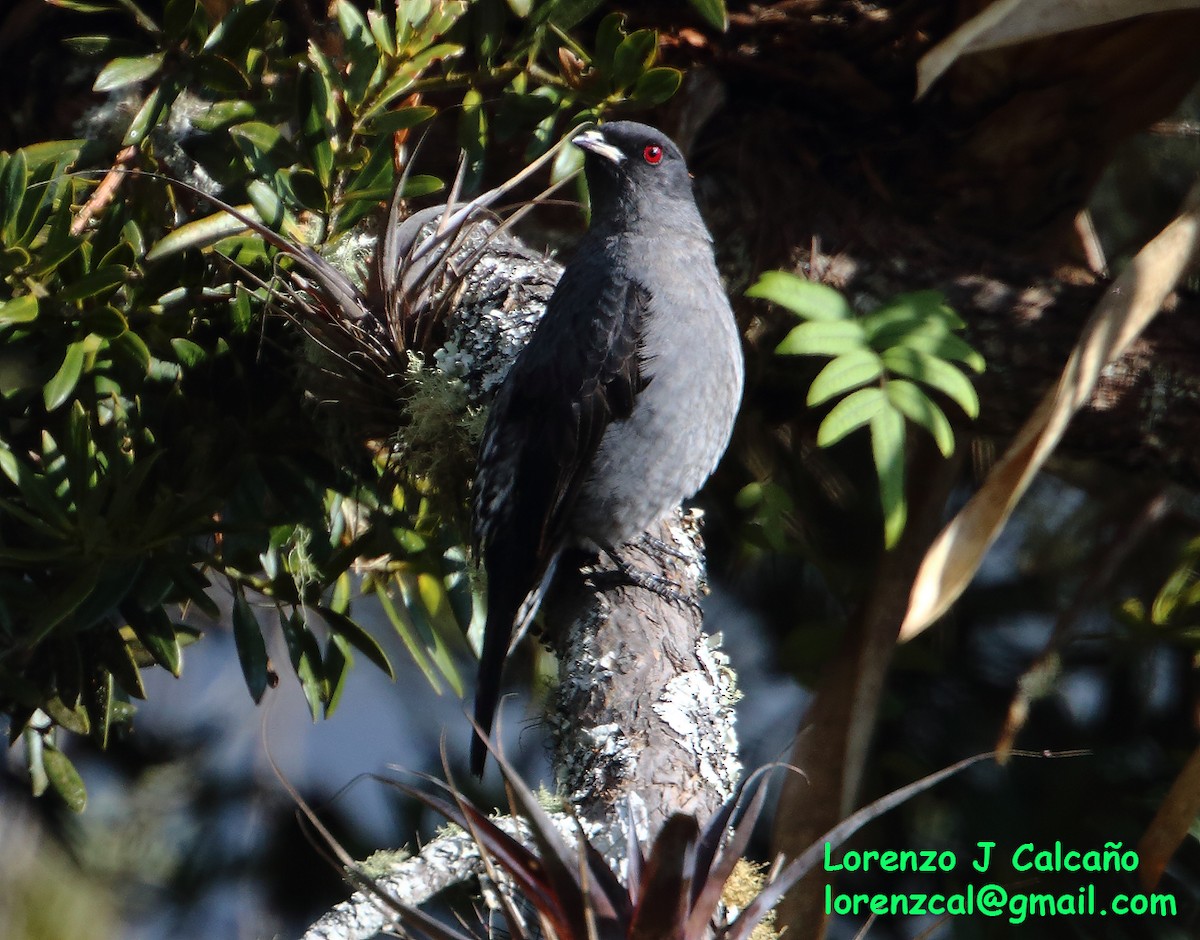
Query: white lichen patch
653,634,742,799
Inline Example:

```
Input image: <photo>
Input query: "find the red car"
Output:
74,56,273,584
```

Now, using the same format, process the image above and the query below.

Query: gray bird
471,121,744,775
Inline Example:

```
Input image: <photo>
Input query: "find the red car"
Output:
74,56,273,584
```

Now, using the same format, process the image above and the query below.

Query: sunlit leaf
807,349,883,406
886,379,955,457
123,81,179,146
93,53,165,92
146,205,259,259
748,272,853,321
871,405,907,548
280,609,324,720
0,295,38,326
816,386,887,447
776,320,867,358
364,105,438,135
314,605,395,680
631,67,682,106
44,342,87,411
881,347,980,418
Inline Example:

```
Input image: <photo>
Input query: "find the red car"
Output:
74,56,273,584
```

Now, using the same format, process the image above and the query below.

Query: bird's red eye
643,144,663,165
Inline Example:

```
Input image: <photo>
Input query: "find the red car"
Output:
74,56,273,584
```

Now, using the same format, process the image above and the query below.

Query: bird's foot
633,531,696,564
592,550,701,614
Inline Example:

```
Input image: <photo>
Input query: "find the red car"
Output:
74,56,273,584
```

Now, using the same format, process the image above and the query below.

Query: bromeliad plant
749,274,985,548
299,738,1003,940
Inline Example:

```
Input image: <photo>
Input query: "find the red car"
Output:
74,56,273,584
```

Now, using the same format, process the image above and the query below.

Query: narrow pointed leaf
688,0,728,30
748,272,852,321
816,386,887,446
887,379,955,457
93,52,165,92
44,342,86,411
43,745,87,812
232,586,270,703
871,406,907,548
807,349,883,406
882,347,980,417
313,605,394,680
777,319,867,358
0,295,38,326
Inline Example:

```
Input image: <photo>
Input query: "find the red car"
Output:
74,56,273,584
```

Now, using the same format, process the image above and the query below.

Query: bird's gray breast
568,232,744,547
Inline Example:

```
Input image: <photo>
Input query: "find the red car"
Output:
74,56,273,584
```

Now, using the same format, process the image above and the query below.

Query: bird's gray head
572,121,695,226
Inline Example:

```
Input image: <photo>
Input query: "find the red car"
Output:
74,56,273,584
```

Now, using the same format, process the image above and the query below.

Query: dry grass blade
900,176,1200,641
1137,743,1200,890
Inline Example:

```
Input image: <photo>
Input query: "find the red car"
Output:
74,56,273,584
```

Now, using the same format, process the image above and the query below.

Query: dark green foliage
751,274,984,548
0,0,684,807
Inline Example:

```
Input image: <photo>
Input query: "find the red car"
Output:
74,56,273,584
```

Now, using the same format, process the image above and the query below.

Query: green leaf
126,606,182,676
145,204,259,259
547,0,605,30
123,82,179,146
881,347,980,418
170,338,207,367
807,349,883,406
631,67,682,106
398,174,444,198
232,586,270,703
886,379,955,457
43,745,87,812
688,0,728,30
505,0,533,15
364,104,438,134
246,180,286,230
0,149,27,236
866,290,966,334
366,8,396,55
229,121,300,170
57,265,127,302
611,29,657,90
279,609,323,720
44,695,91,735
747,272,853,321
0,295,38,326
44,342,87,411
194,54,251,95
202,0,276,58
776,320,867,357
817,386,887,447
375,580,441,693
593,12,626,71
93,53,165,92
163,0,197,41
314,606,395,680
190,99,257,132
86,305,129,338
457,87,488,190
100,628,147,699
323,632,351,717
870,405,907,548
885,330,986,373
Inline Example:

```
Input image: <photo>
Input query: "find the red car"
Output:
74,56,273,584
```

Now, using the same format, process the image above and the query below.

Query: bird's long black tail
470,553,560,776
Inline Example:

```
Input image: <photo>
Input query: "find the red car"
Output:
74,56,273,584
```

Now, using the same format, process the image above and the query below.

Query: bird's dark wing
473,274,651,557
470,274,651,775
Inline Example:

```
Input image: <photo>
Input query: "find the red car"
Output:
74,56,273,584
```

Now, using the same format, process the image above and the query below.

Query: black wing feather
470,275,650,775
